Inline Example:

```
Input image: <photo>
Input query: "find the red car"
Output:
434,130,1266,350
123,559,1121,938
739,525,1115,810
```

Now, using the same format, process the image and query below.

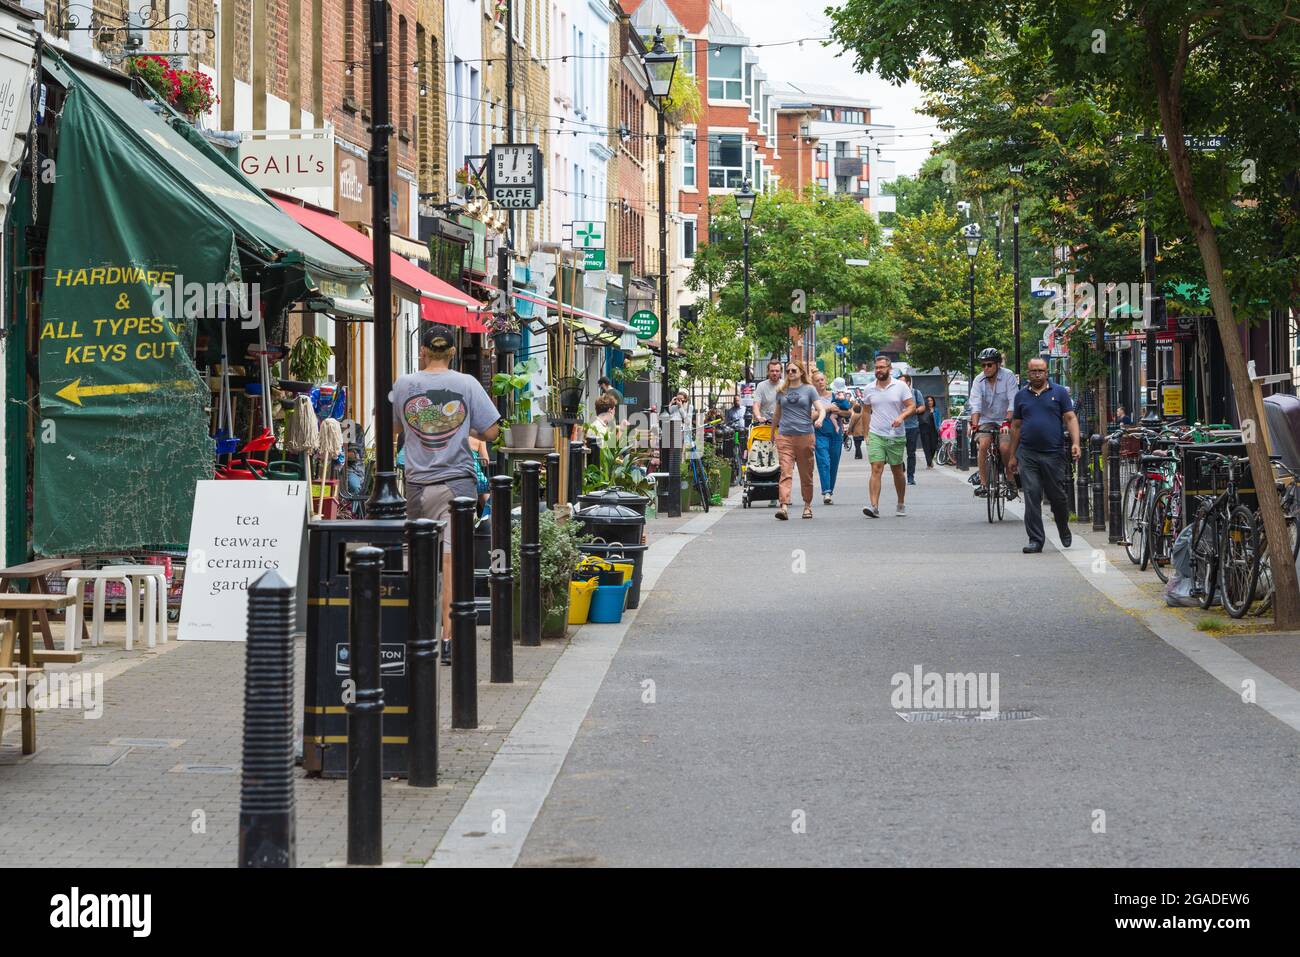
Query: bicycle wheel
1219,504,1257,619
1122,475,1145,565
693,463,710,513
994,469,1006,521
986,459,999,524
1191,507,1220,609
1149,489,1175,583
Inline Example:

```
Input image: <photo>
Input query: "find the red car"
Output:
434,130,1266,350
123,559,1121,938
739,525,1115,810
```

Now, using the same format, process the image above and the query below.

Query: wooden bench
0,594,75,755
0,559,87,652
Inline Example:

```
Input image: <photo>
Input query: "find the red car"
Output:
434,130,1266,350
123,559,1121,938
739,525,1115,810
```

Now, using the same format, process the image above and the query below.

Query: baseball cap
420,323,455,352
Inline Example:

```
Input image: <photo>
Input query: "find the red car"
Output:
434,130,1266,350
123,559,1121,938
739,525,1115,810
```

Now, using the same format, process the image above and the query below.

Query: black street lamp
961,222,983,392
645,26,679,516
365,0,403,518
1009,160,1023,382
735,178,755,330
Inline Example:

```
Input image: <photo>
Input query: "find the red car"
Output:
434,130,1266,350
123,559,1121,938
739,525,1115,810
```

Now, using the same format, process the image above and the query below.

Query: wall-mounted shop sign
238,135,333,188
488,143,543,209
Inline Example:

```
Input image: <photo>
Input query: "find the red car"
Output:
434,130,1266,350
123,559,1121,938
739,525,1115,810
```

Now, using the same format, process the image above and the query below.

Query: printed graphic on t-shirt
403,388,468,450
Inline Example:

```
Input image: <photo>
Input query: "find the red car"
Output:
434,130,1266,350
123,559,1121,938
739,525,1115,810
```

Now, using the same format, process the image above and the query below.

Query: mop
283,394,320,509
316,417,344,519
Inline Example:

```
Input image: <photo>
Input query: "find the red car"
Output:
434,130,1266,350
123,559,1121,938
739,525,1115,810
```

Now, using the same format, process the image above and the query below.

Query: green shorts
868,433,906,466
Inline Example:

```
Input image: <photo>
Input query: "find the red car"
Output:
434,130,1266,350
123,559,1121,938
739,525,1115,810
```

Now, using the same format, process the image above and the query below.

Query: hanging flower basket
557,376,585,418
493,331,523,354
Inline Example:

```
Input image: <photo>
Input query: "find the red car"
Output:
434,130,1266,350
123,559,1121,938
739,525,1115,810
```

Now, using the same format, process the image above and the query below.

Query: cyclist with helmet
969,348,1019,500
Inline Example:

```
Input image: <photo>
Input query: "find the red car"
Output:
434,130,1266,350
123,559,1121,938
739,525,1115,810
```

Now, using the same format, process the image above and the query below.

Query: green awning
44,52,368,287
32,53,365,554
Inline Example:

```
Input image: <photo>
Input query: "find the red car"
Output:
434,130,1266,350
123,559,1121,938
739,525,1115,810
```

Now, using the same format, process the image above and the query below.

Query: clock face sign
488,144,542,208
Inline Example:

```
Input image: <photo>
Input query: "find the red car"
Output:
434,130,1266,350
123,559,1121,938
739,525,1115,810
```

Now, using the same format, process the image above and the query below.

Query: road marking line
427,502,734,868
938,465,1300,733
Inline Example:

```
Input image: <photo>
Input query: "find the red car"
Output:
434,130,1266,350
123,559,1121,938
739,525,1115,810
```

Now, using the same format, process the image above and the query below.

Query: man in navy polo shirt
1008,357,1081,553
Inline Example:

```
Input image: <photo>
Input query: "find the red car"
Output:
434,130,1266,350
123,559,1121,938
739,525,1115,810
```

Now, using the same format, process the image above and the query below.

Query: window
343,0,355,102
836,141,848,157
513,0,523,41
682,130,696,187
707,45,742,100
707,133,744,188
743,61,753,107
679,38,695,77
398,17,408,131
815,143,827,163
683,218,696,259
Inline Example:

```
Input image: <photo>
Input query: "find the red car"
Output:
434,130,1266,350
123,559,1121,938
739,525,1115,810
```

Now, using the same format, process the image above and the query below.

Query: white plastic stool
62,568,130,650
103,565,168,649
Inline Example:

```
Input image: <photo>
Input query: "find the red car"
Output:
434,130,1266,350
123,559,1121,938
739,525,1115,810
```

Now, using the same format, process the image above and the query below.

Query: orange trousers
776,432,815,506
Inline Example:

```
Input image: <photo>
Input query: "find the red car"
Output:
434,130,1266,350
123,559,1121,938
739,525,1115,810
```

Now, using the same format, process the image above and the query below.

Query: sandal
802,506,813,519
775,506,789,520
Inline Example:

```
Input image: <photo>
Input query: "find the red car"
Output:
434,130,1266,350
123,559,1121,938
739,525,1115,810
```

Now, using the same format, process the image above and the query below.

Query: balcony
834,156,864,177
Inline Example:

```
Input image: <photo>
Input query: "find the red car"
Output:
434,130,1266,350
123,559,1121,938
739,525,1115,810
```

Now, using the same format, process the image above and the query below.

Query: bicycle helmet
977,348,1002,363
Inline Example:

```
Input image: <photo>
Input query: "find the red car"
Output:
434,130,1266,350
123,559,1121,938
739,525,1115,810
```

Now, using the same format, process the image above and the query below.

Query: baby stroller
742,424,781,508
936,417,958,466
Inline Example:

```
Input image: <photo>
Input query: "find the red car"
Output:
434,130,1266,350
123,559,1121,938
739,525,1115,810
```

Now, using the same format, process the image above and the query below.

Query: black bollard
239,569,296,868
1076,445,1090,524
404,519,439,788
956,418,969,471
520,460,542,648
545,452,560,510
489,475,514,684
1107,434,1123,542
568,440,586,505
1092,435,1106,533
450,497,478,729
346,546,384,866
494,448,508,477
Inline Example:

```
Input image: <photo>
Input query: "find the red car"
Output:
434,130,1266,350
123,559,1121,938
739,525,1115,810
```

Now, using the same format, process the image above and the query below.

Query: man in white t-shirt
751,359,784,425
856,355,916,518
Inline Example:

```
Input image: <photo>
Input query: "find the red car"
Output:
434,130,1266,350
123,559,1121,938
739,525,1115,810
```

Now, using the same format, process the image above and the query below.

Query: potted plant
534,389,556,447
511,510,587,639
492,357,540,448
483,305,524,356
287,335,332,384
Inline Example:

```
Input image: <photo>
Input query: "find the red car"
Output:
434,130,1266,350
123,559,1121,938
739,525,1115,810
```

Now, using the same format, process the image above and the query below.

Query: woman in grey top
770,359,826,520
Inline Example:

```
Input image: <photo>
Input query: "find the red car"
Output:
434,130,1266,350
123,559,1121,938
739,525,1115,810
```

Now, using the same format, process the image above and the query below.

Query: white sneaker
896,503,907,516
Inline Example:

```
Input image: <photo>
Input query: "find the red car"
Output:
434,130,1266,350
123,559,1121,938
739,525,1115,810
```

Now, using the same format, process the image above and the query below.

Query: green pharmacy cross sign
629,309,658,340
574,221,604,247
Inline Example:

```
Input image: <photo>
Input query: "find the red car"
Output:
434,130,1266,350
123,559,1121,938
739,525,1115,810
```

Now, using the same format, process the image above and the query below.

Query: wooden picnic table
0,558,87,651
0,592,75,755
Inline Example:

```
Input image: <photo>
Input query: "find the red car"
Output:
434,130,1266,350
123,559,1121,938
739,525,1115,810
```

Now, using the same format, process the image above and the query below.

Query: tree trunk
1146,19,1300,628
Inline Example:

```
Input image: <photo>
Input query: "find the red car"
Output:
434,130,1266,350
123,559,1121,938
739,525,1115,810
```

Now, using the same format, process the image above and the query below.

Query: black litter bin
574,489,645,546
303,519,431,779
577,486,650,518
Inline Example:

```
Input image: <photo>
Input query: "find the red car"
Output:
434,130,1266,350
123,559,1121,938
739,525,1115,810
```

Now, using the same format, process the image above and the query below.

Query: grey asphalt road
517,453,1300,867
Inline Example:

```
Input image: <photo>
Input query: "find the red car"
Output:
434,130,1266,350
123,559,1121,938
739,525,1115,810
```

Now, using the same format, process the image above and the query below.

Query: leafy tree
881,152,959,225
886,202,1014,389
687,188,903,357
828,0,1300,625
676,300,750,405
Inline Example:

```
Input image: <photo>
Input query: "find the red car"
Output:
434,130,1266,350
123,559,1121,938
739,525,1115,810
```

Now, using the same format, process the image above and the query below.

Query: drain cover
111,737,185,749
29,746,130,766
897,709,1039,723
169,764,238,774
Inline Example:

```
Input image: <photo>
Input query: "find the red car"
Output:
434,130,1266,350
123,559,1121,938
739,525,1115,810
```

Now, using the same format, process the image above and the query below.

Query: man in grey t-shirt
752,359,784,424
390,324,500,663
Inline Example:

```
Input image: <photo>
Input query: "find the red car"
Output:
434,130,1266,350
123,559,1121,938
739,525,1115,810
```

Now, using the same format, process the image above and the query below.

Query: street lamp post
645,27,679,516
365,0,404,518
1009,159,1024,382
961,222,983,393
736,178,756,331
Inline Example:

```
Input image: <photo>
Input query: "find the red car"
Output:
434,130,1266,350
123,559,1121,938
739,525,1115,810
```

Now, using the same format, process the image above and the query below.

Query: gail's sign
238,137,333,188
178,481,309,641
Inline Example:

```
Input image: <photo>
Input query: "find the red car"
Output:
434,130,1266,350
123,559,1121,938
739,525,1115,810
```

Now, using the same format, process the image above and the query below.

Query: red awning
271,197,488,332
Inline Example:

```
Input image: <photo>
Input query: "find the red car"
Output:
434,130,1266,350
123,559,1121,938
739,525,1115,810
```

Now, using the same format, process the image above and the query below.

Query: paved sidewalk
0,622,564,867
